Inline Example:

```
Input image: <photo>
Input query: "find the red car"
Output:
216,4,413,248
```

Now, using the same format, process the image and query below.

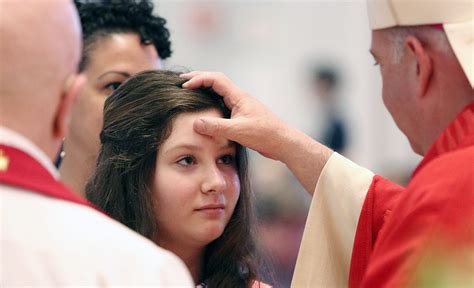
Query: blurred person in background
252,155,310,287
59,0,172,196
255,178,308,288
311,64,348,154
0,0,192,286
181,0,473,286
86,70,270,288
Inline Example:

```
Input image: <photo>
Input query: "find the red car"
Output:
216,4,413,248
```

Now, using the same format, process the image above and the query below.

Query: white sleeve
291,153,374,288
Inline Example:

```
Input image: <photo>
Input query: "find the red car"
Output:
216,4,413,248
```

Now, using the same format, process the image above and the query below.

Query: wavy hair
86,70,259,287
74,0,172,71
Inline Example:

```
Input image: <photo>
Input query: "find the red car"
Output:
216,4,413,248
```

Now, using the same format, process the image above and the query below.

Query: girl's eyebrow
164,142,235,155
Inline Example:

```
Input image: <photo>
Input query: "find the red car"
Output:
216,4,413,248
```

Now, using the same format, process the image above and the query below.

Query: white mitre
368,0,473,88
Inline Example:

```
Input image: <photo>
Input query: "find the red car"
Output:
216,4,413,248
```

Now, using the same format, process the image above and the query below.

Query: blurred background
155,1,421,286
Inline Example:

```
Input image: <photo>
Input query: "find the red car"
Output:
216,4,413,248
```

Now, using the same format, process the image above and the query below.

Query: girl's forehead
160,110,230,151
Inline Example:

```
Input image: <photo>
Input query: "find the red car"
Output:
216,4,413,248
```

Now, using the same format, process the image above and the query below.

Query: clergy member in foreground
0,1,192,286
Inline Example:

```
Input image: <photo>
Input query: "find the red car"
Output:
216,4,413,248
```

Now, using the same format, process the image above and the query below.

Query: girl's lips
195,204,225,217
195,203,225,210
195,207,224,217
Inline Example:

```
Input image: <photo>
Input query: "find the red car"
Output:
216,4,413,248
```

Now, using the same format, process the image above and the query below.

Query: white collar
0,126,59,179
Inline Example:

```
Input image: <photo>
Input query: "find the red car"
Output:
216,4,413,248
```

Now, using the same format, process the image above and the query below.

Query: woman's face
152,109,241,249
67,33,161,163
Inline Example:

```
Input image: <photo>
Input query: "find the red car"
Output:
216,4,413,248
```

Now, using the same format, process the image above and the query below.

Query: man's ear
405,35,433,98
53,74,86,140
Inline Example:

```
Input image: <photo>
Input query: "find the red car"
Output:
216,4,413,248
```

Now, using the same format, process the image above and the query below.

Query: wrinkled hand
181,71,333,194
181,71,291,161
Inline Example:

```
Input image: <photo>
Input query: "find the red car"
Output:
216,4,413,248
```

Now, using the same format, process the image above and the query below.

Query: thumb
194,117,232,138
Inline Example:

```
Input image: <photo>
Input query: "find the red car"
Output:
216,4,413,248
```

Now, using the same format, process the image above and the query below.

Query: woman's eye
104,82,122,91
177,155,195,166
218,154,235,165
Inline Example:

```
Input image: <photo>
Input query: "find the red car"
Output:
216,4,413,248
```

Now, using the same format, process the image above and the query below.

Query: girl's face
152,109,240,249
66,33,161,164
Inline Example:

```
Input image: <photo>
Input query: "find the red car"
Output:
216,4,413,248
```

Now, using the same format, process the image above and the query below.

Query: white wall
156,0,421,177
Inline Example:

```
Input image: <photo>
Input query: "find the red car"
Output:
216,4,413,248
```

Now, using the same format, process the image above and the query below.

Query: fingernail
181,81,189,88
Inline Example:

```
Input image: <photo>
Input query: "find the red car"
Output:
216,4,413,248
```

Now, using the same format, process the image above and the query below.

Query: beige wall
156,0,420,176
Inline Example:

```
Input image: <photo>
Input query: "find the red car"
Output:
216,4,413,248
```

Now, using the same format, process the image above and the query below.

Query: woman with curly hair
86,70,271,287
59,0,172,196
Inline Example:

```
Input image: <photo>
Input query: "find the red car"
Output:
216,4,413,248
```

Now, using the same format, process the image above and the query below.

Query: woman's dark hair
74,0,172,71
86,70,259,287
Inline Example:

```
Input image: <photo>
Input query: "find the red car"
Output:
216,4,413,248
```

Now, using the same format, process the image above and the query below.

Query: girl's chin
193,227,226,245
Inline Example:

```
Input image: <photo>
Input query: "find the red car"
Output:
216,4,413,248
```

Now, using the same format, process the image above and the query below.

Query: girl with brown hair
86,70,270,287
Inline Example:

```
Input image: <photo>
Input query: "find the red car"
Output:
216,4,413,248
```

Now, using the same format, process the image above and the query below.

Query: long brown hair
86,70,259,287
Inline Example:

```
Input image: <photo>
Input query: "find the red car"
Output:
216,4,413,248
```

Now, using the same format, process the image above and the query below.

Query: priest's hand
181,71,333,195
181,71,290,161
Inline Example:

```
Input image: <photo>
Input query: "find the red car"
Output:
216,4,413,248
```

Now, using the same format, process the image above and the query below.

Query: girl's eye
373,61,379,66
218,154,235,165
104,82,122,91
177,155,195,166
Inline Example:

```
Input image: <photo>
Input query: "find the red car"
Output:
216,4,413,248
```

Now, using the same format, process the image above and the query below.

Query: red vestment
350,103,474,287
0,144,97,209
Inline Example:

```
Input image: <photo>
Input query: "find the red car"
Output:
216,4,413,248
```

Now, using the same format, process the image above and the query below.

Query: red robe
0,144,96,209
350,103,474,287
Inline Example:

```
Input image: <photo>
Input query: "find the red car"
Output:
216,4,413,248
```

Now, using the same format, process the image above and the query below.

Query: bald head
0,0,84,158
